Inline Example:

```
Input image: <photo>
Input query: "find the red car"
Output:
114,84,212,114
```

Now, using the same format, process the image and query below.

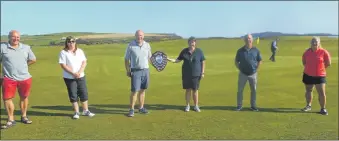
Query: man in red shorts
1,30,37,129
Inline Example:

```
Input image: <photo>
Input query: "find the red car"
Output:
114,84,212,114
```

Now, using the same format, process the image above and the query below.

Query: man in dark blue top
234,34,262,111
167,36,206,112
269,38,279,62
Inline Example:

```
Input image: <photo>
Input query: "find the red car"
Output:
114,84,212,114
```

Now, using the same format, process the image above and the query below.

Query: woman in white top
58,36,95,119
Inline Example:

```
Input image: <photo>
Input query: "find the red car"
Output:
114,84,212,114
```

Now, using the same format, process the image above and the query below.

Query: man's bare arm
125,59,131,77
27,47,37,66
125,59,130,72
28,60,36,66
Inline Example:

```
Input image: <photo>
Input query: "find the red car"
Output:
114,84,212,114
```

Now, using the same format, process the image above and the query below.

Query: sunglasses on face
311,40,318,44
67,40,75,43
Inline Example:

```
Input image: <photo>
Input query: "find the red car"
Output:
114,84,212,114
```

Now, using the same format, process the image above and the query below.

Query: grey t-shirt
124,40,152,69
0,42,36,81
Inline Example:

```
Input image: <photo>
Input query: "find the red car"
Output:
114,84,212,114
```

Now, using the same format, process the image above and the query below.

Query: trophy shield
150,51,168,72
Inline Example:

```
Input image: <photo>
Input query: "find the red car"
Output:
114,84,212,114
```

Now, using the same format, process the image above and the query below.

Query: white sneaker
184,106,190,112
82,111,95,117
73,112,80,119
194,106,201,112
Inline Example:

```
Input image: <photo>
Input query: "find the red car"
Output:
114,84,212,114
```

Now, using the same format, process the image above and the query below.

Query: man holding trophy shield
167,37,206,112
124,30,152,117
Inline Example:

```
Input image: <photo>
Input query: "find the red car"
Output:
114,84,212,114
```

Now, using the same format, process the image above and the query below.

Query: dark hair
63,36,77,54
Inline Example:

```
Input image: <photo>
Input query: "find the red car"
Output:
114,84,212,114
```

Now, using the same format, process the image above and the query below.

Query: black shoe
319,108,328,115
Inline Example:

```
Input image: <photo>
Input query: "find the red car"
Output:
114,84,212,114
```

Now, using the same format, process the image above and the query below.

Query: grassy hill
1,32,183,47
2,31,337,47
240,31,338,39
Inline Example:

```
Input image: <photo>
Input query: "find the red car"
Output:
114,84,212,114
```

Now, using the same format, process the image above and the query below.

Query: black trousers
269,51,276,61
63,76,89,103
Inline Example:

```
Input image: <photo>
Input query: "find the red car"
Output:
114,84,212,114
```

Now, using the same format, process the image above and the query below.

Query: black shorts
182,76,201,90
302,73,326,85
63,76,89,103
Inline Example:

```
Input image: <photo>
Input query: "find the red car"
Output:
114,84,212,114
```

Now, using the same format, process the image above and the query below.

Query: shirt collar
310,47,320,52
243,45,255,51
134,40,145,46
7,42,22,49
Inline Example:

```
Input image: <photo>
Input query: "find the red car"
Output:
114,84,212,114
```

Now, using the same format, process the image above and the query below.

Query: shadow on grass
31,105,126,115
198,106,320,114
257,107,319,113
0,109,70,122
8,104,316,119
91,104,313,114
92,104,184,111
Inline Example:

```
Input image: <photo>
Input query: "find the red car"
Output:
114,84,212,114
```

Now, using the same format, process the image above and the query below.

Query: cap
66,36,76,41
188,36,196,42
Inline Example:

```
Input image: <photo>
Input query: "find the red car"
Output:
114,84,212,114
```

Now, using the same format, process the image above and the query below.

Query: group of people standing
0,29,332,129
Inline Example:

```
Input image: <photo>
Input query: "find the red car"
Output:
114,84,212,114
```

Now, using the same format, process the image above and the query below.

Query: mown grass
0,37,338,140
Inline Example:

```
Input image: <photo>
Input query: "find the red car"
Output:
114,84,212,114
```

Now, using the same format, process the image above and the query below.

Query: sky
1,1,338,38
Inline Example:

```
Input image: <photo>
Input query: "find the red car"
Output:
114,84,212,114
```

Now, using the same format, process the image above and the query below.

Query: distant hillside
240,32,338,38
2,31,337,46
1,32,183,46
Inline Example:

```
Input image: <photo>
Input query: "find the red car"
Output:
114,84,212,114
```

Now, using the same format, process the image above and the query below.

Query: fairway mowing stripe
102,64,110,76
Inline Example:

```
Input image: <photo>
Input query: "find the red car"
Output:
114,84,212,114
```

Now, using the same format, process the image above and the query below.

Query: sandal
1,120,16,129
21,116,32,124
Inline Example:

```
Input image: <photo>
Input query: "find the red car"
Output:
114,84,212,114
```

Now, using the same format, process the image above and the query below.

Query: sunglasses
311,40,318,43
67,40,75,43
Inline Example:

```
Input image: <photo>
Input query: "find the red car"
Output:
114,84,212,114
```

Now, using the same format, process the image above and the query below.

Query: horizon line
1,31,338,38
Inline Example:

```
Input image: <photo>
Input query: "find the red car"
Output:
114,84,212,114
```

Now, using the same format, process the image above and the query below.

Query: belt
131,68,148,71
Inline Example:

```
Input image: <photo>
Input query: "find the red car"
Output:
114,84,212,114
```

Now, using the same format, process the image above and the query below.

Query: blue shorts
130,68,150,92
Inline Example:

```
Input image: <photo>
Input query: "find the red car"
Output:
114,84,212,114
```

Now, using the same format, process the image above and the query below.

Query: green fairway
0,37,338,140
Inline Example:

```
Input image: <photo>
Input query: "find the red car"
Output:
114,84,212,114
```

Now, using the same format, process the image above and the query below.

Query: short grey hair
311,36,321,43
8,31,14,39
243,34,253,41
8,30,20,39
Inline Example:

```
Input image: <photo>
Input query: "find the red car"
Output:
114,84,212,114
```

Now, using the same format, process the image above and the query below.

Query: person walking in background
301,37,331,116
58,36,95,119
1,30,36,129
124,30,152,117
269,38,279,62
234,34,262,111
167,36,206,112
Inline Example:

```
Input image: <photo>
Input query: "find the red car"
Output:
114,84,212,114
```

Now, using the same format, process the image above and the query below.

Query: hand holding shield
150,51,168,72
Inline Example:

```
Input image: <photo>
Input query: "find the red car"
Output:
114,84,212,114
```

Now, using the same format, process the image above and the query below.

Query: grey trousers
237,72,257,107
